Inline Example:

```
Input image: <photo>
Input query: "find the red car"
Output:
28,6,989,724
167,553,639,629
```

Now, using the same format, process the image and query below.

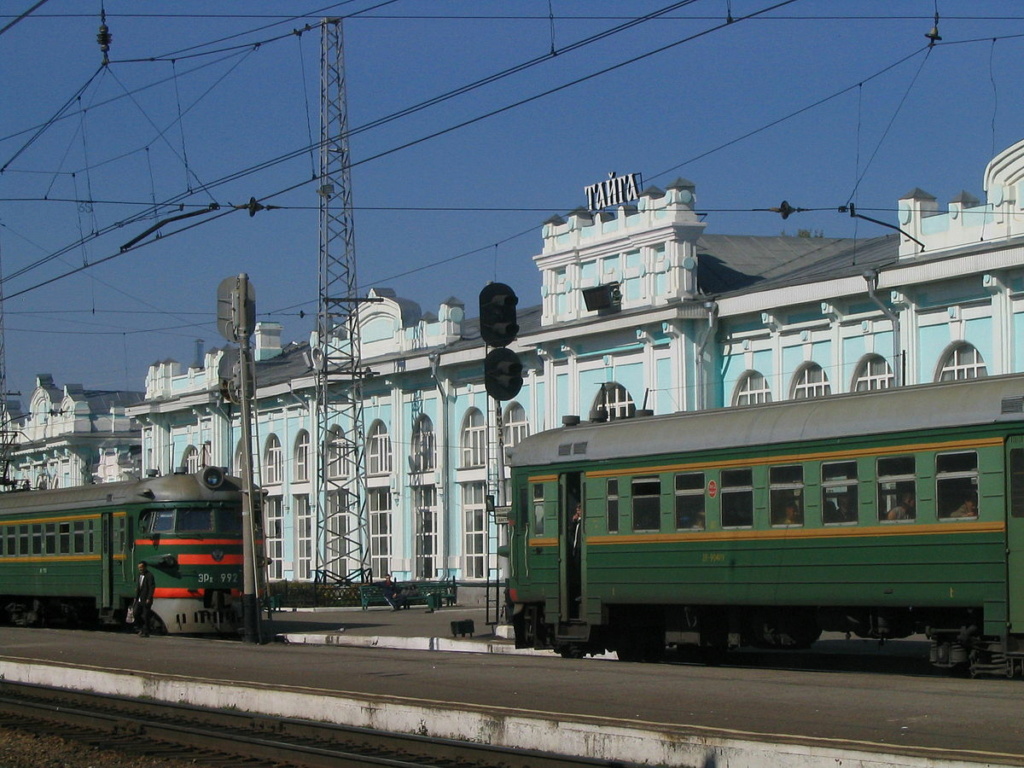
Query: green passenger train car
0,468,247,635
506,374,1024,675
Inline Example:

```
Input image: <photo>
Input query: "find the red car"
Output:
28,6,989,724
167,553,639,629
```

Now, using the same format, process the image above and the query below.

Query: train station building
120,137,1024,590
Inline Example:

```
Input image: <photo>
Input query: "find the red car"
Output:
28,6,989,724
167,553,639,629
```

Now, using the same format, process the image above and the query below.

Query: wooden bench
358,579,458,612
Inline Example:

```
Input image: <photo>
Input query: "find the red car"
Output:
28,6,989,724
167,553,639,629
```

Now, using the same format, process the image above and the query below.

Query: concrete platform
1,608,1020,768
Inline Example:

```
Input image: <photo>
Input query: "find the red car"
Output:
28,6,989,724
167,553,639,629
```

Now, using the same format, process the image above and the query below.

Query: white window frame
937,343,987,381
293,430,310,483
263,434,283,486
853,354,893,391
294,494,312,580
791,363,831,399
502,402,529,449
462,482,488,579
410,415,436,473
461,409,486,468
733,370,773,406
367,421,392,476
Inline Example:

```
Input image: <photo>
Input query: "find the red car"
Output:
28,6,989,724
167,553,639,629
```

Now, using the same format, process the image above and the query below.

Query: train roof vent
572,442,588,455
558,443,572,456
1002,396,1024,414
562,415,580,427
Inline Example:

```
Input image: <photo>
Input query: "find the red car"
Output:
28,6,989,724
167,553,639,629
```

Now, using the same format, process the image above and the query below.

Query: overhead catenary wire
0,1,771,290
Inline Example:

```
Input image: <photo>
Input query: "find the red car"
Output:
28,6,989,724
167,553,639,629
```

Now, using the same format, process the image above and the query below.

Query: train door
100,511,114,609
1006,439,1024,632
559,472,583,622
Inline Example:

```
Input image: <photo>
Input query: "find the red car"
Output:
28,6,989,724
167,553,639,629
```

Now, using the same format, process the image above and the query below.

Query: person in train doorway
568,503,583,618
134,561,155,637
381,573,406,611
571,503,582,560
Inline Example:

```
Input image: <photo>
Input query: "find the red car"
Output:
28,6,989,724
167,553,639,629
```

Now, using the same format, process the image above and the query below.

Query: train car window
58,522,70,554
532,484,545,536
138,510,153,534
216,508,243,534
31,524,43,555
44,523,57,554
177,507,214,532
769,465,804,526
73,521,86,553
631,477,661,531
877,455,916,522
607,479,619,533
151,509,175,533
1011,448,1024,518
822,461,858,525
19,525,29,555
721,468,754,528
675,473,706,530
936,452,979,519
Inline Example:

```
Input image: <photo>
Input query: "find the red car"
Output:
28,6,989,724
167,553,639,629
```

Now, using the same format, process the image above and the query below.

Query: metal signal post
216,273,263,644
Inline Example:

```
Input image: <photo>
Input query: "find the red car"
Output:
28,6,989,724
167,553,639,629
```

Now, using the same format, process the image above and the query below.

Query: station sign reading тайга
585,171,642,211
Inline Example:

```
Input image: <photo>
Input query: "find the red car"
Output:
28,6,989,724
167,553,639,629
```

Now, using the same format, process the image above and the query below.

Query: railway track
0,680,628,768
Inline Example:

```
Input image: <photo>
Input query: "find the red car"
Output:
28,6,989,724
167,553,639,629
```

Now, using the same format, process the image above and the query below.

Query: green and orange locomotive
0,467,249,635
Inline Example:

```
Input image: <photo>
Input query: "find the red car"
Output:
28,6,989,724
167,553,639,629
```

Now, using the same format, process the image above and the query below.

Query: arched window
410,415,436,473
367,420,392,476
293,430,310,483
503,402,529,448
852,354,893,391
591,382,635,420
461,408,486,468
263,434,283,485
326,425,344,478
791,363,831,399
937,343,987,381
732,370,773,406
181,445,201,474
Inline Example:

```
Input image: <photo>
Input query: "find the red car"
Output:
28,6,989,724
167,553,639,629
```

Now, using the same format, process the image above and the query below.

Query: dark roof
696,233,898,297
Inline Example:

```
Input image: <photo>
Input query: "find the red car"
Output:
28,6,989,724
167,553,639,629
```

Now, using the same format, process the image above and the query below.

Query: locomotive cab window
878,455,916,522
822,461,858,525
769,465,804,526
936,452,979,519
675,472,706,530
151,509,175,533
177,507,214,532
632,477,662,531
722,468,754,528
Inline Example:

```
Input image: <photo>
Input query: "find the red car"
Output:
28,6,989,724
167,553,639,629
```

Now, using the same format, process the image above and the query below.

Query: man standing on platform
134,561,155,637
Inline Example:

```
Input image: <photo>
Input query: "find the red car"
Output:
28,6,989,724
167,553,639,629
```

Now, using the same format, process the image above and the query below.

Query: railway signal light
479,282,519,348
485,347,523,401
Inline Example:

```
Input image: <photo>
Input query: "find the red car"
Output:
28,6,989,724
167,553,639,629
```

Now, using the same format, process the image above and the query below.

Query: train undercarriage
514,602,1024,677
2,591,240,636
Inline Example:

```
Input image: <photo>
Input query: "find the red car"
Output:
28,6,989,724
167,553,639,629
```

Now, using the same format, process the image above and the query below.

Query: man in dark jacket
134,561,156,636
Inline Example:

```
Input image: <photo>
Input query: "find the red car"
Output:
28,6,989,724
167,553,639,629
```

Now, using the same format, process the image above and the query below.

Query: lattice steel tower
0,245,14,489
314,18,368,582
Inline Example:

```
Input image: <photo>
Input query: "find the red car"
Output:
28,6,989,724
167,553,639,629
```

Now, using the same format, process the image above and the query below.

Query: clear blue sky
1,1,1023,402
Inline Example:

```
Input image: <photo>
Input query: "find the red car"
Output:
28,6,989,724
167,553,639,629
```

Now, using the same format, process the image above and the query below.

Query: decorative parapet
897,137,1024,258
535,178,706,326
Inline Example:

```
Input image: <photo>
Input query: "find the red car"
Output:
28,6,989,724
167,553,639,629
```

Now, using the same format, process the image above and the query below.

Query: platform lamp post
217,274,263,644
